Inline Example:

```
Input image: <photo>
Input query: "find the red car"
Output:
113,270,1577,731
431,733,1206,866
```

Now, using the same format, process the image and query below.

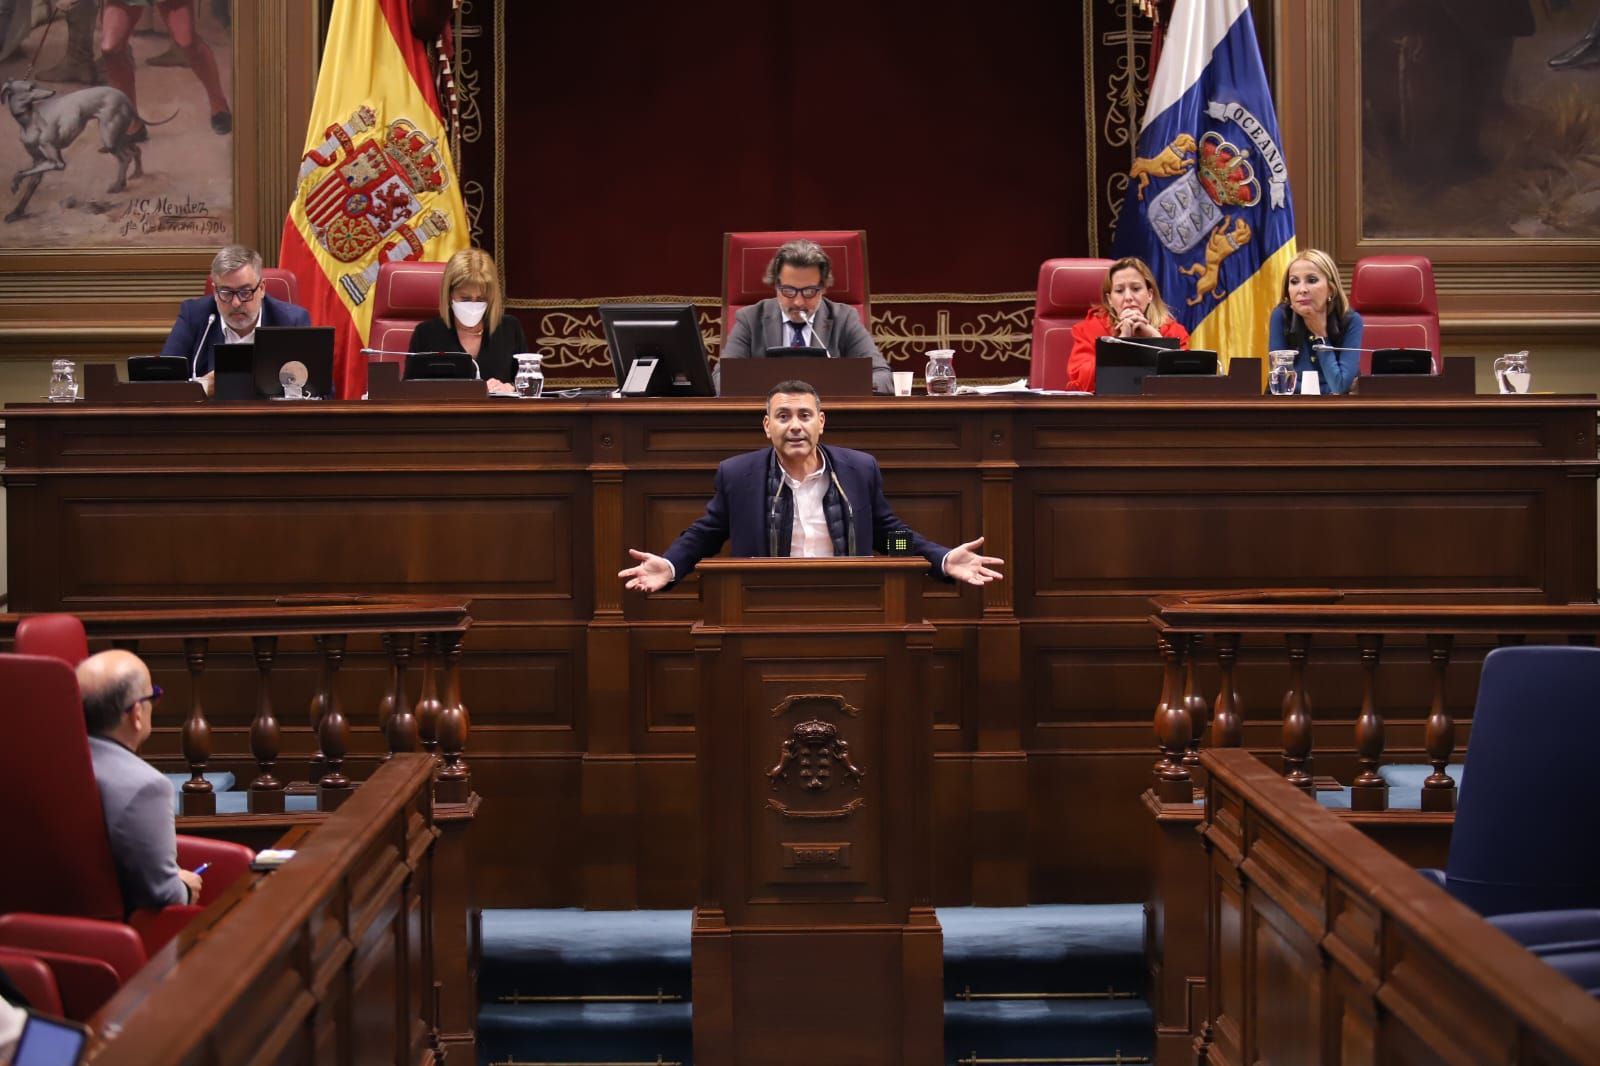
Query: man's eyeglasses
776,284,824,299
124,683,164,715
214,283,260,304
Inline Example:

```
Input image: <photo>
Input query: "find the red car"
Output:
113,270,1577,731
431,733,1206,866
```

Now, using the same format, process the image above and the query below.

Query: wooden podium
689,557,943,1065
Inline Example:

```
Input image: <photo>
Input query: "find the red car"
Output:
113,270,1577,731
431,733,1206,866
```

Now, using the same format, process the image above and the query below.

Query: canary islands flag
1111,0,1295,366
280,0,469,398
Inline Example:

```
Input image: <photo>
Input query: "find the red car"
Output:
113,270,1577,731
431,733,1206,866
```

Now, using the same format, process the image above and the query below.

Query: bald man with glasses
716,238,892,394
78,650,202,910
159,244,312,389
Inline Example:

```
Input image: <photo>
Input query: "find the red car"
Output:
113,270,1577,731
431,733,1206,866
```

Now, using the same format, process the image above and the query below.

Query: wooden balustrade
0,598,471,812
1149,592,1600,811
1197,747,1600,1065
88,754,445,1065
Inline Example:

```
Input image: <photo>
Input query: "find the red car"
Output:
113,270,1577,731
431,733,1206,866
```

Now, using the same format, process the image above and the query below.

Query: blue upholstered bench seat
212,791,321,814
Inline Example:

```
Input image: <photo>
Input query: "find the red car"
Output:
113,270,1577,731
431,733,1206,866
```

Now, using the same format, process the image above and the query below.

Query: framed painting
0,0,318,354
1278,0,1600,330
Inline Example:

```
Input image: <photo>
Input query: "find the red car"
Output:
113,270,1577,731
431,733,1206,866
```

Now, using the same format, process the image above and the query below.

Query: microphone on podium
1102,335,1178,355
1310,342,1381,355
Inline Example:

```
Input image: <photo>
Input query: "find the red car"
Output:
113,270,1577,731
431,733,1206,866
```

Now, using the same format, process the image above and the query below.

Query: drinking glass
514,353,545,398
48,359,78,402
1267,349,1298,396
1494,350,1530,395
924,350,957,396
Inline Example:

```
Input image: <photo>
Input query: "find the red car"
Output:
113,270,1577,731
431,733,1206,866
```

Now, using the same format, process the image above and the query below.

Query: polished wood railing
1198,747,1600,1065
88,754,443,1065
0,598,473,812
1149,592,1600,811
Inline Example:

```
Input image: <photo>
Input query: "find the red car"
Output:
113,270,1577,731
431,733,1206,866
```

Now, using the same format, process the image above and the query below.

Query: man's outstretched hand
944,537,1004,586
619,548,673,593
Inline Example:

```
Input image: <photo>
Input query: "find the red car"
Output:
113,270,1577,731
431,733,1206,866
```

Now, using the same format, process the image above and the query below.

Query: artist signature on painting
117,195,225,238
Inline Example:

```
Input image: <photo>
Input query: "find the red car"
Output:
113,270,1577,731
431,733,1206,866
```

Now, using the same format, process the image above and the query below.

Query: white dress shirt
783,453,835,558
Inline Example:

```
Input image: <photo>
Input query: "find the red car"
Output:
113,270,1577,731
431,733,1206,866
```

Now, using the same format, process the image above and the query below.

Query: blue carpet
477,905,1152,1066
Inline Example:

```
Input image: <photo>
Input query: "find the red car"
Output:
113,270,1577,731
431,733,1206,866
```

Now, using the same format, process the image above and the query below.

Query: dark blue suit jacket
160,294,312,376
662,444,950,584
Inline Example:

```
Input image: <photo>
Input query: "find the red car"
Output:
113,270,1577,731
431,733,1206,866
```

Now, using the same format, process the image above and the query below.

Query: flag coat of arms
280,0,468,399
1112,0,1296,365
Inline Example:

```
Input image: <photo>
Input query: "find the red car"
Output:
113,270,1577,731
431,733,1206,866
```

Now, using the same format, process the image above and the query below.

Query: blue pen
192,862,211,876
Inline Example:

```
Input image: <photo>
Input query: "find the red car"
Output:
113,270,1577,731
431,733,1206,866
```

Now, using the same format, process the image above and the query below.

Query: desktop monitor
1370,348,1434,375
600,303,714,397
127,355,190,382
406,352,477,380
1094,335,1182,396
254,326,335,399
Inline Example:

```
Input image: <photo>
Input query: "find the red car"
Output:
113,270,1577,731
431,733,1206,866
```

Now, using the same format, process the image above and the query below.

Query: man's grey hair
762,239,833,287
210,244,263,280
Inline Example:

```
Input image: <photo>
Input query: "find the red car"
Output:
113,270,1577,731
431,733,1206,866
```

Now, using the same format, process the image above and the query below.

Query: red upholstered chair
0,950,64,1016
1349,255,1440,374
722,230,871,340
0,653,253,955
0,914,150,1020
14,613,89,664
204,266,300,307
1028,258,1113,390
369,260,448,360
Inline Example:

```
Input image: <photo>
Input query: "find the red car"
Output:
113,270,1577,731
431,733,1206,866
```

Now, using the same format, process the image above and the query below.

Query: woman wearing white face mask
408,248,528,395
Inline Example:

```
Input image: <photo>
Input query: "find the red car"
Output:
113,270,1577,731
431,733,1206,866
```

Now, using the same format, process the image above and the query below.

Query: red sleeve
1067,313,1110,392
1161,320,1191,348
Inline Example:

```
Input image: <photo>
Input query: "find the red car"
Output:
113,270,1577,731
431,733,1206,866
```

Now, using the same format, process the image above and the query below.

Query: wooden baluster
383,632,419,756
1182,633,1210,774
308,635,331,785
1210,632,1243,748
1421,633,1457,812
247,635,285,814
1153,635,1193,803
316,634,353,811
1280,633,1314,793
415,632,442,758
434,630,471,803
1350,633,1388,812
179,637,215,815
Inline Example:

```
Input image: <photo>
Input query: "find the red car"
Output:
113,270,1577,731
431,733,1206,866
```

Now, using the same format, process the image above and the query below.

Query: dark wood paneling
5,397,1594,909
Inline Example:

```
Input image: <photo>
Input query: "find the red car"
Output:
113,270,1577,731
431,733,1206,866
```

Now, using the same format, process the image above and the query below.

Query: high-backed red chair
369,260,448,360
203,266,300,307
0,950,64,1015
722,230,870,340
15,613,89,664
1028,258,1112,390
1349,255,1440,374
0,653,252,954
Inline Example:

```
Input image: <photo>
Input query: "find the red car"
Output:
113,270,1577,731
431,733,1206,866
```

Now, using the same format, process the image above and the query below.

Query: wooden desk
5,395,1595,907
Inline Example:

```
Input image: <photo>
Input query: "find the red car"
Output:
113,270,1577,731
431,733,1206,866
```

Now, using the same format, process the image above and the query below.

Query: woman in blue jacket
1267,248,1364,395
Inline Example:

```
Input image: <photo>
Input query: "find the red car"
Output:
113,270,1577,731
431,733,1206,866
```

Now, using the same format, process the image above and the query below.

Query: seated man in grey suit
78,650,202,911
717,238,892,394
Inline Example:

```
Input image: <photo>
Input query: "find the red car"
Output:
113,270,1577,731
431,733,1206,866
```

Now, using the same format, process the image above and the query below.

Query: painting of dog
1,80,164,222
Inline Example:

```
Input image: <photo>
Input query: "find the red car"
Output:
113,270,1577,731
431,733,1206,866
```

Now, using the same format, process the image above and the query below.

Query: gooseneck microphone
190,313,216,379
1311,342,1382,354
1103,335,1176,354
801,311,832,356
768,486,784,557
829,466,856,556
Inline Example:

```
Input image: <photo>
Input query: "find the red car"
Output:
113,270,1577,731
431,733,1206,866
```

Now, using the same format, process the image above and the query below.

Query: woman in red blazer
1065,257,1190,392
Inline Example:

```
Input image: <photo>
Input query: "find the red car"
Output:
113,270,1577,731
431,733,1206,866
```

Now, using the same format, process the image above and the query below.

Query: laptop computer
719,354,874,397
1095,335,1182,396
127,354,191,381
254,326,335,399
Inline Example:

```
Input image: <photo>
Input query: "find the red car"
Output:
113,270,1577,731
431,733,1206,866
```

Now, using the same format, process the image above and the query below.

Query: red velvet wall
468,2,1090,298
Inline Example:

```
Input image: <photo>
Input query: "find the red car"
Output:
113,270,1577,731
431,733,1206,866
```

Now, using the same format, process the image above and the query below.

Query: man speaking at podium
619,380,1003,592
160,245,312,384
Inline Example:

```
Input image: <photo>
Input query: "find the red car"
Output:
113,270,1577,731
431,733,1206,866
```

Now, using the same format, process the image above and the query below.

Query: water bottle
1267,350,1298,396
514,352,545,398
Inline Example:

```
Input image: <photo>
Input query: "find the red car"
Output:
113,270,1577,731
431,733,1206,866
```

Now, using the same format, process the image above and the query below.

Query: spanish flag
279,0,468,399
1111,0,1296,367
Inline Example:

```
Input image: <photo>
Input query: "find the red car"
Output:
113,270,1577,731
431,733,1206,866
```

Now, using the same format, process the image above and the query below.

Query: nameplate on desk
1351,356,1475,397
720,355,873,397
1141,357,1262,397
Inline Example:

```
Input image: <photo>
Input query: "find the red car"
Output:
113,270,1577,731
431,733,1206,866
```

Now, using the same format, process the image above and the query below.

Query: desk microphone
362,348,482,379
801,311,831,356
829,466,856,555
1103,335,1176,354
768,487,785,556
190,313,215,379
1310,342,1380,355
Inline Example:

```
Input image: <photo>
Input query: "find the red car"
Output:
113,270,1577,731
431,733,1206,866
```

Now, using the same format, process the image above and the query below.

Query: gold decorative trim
492,0,507,275
765,796,864,819
1083,0,1098,255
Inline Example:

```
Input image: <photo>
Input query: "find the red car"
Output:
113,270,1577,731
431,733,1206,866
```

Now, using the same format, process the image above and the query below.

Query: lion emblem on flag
295,105,454,304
